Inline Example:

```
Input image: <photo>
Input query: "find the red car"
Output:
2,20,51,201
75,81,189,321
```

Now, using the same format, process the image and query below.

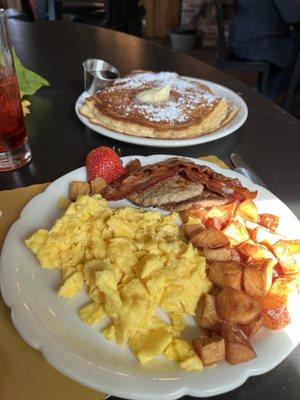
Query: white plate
75,78,248,147
1,155,300,400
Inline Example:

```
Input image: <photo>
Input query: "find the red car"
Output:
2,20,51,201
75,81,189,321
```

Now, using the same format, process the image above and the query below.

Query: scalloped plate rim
1,154,299,400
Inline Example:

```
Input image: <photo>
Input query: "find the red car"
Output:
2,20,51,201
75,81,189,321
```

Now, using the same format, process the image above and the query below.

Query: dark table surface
2,19,300,400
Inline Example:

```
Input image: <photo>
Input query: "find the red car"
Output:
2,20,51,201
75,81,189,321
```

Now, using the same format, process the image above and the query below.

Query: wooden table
2,19,300,400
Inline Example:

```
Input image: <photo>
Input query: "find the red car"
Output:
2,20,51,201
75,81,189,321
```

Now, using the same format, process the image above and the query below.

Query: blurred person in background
229,0,300,98
19,0,40,20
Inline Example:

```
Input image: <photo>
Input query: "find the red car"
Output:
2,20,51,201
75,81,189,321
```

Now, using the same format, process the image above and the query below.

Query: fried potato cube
196,293,222,332
223,219,249,245
203,247,241,263
262,305,290,330
284,240,300,254
69,181,91,201
216,287,261,324
259,213,280,232
221,321,256,364
208,261,243,290
244,259,274,298
239,315,263,338
256,292,284,311
256,282,291,331
180,208,206,224
272,263,284,280
249,226,282,247
91,177,107,194
184,224,205,240
268,276,297,305
238,241,278,266
204,201,239,230
205,206,227,219
191,227,230,249
244,220,259,231
193,334,225,365
224,200,239,216
235,199,259,223
204,217,223,230
272,240,299,274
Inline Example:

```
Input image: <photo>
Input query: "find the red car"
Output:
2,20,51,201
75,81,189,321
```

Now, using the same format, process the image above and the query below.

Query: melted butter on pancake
136,84,171,104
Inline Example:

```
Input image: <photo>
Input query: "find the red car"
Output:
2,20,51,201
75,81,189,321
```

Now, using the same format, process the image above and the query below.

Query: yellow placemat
199,155,228,170
0,156,228,400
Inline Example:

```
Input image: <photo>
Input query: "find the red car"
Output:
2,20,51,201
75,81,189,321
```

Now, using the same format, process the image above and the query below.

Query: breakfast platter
75,73,248,147
1,153,300,400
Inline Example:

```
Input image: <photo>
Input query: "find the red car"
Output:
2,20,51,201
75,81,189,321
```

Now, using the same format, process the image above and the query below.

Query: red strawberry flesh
86,146,125,183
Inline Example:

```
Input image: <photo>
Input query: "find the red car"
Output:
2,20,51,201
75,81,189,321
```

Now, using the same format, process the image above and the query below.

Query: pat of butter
136,84,171,103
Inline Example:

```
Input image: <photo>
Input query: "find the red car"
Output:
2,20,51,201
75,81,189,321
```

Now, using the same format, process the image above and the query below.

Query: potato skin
203,247,241,263
69,181,91,201
239,315,263,338
272,240,299,274
235,199,259,223
208,261,243,290
255,288,291,330
216,287,261,324
259,213,279,232
223,219,249,245
182,198,296,363
262,305,290,330
243,259,273,298
196,294,222,332
91,177,107,195
221,321,256,365
184,224,205,239
238,241,278,266
249,226,282,247
191,227,230,249
193,334,225,365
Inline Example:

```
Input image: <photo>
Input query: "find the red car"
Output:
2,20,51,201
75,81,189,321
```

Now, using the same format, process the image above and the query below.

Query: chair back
105,0,124,26
20,0,36,20
213,0,226,59
21,0,60,21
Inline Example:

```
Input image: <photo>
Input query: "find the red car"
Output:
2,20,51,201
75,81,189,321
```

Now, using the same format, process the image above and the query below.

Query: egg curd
25,195,211,371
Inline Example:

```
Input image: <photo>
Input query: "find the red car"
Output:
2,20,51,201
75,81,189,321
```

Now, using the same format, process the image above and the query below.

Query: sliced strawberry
86,146,125,183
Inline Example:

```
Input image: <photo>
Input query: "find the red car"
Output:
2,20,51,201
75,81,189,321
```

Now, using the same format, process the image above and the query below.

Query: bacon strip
102,157,257,202
124,159,142,176
102,162,182,200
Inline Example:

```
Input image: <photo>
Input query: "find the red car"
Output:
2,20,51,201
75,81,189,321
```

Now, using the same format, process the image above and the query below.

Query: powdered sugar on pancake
121,101,186,122
115,72,194,90
92,71,224,126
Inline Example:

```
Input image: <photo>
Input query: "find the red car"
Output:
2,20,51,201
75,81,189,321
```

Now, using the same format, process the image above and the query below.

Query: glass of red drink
0,9,31,172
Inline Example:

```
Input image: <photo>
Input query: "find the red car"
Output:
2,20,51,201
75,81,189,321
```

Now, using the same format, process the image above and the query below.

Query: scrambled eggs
25,195,211,370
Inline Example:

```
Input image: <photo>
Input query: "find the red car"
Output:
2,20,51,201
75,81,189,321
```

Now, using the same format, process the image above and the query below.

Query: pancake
79,71,237,139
